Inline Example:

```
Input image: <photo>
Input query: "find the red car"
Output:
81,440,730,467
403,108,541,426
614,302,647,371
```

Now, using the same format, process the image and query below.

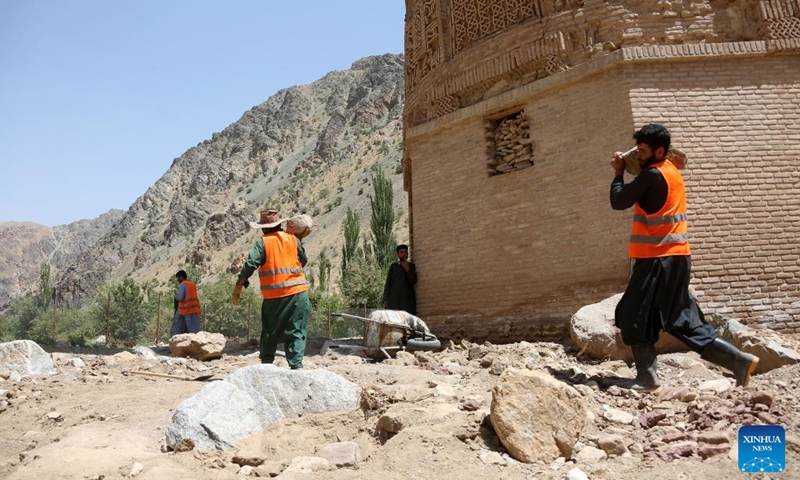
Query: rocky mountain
0,209,126,307
1,54,407,308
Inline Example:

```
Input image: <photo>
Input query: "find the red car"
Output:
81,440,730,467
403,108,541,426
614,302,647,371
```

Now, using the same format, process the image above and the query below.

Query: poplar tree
341,207,360,276
317,249,331,293
38,262,53,310
369,168,396,268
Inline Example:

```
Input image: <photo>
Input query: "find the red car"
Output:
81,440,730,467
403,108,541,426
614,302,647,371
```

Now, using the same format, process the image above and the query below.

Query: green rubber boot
700,338,759,387
628,343,662,393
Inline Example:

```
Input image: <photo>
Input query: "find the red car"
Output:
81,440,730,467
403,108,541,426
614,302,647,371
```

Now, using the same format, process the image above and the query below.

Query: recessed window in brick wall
484,110,533,177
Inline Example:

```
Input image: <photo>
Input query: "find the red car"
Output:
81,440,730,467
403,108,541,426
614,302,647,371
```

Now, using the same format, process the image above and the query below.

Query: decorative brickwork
404,0,800,128
760,0,800,38
405,33,567,125
448,0,546,54
405,0,443,92
485,110,533,176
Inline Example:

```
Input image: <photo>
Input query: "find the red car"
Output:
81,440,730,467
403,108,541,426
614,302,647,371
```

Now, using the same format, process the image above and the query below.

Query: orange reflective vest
178,280,201,316
628,160,692,258
258,232,308,299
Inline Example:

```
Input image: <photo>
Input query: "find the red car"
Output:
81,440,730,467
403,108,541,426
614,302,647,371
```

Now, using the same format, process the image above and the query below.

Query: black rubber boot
700,338,760,387
628,343,662,393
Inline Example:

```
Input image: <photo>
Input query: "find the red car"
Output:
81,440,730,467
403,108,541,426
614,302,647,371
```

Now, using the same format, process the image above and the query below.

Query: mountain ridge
0,53,407,308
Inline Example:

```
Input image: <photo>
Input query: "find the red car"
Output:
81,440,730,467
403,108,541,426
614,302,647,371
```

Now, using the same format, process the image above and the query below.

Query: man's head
396,244,409,261
176,270,187,283
633,124,671,167
248,209,286,235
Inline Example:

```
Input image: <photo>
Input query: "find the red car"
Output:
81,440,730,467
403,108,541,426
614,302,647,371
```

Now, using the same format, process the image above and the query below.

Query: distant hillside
0,209,126,307
25,54,405,306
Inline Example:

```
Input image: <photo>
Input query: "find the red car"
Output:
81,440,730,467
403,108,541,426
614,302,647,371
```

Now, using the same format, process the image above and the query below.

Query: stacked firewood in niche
485,112,534,176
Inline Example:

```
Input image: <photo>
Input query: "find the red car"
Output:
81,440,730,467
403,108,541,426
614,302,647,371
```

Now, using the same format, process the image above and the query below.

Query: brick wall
408,49,800,343
626,55,800,332
409,68,638,343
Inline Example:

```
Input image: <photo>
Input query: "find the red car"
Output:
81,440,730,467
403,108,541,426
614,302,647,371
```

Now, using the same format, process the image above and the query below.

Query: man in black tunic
382,244,417,315
610,123,759,392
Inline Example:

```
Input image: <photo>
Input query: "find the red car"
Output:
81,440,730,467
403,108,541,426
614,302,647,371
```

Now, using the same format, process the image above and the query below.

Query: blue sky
0,1,405,226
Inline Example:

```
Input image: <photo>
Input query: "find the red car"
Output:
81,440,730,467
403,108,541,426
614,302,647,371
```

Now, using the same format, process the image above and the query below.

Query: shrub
198,280,260,340
7,295,40,340
29,309,58,346
307,291,360,339
91,278,153,345
340,253,385,310
0,312,12,342
57,308,97,347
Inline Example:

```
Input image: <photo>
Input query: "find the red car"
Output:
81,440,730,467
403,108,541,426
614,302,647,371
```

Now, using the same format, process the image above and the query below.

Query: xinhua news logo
738,425,785,473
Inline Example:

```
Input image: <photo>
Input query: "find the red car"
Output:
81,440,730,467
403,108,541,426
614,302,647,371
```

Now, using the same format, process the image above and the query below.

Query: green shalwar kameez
238,234,310,369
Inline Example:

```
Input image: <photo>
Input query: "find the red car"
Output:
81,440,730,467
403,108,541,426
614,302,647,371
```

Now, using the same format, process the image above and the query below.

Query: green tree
341,207,361,277
92,278,152,345
56,308,96,347
0,311,14,342
8,295,41,340
21,262,59,344
39,263,53,310
340,236,385,309
29,308,59,346
307,290,355,339
198,279,260,339
1,262,98,345
369,168,396,268
7,262,56,339
317,249,332,293
339,171,398,309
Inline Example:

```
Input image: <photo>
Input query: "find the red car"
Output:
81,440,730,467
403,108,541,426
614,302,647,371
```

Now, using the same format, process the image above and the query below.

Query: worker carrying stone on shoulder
232,210,312,369
609,123,758,393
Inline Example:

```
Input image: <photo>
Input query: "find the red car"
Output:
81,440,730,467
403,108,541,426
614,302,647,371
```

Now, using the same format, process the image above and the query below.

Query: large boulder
710,314,800,373
169,332,225,361
570,294,688,363
491,368,586,463
166,365,360,450
0,340,54,376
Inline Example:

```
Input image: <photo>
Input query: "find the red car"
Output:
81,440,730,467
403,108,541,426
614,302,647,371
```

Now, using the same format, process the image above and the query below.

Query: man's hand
232,278,249,305
400,260,411,272
610,152,625,175
382,300,388,308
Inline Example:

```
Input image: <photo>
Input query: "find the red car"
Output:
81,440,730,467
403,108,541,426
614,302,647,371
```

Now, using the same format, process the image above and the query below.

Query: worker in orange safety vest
232,209,311,369
171,269,201,336
610,123,758,393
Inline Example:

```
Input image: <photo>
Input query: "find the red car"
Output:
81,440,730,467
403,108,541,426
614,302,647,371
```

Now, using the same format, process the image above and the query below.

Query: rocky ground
0,338,798,480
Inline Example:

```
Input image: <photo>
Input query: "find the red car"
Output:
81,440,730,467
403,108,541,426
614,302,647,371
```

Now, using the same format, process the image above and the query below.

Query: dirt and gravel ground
0,338,797,480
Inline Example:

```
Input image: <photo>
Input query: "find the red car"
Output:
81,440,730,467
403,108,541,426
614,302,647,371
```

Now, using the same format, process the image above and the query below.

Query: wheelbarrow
323,310,441,360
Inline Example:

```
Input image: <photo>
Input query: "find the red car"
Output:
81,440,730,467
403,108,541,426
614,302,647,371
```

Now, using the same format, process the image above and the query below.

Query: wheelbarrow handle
330,312,412,330
130,370,214,381
330,312,368,320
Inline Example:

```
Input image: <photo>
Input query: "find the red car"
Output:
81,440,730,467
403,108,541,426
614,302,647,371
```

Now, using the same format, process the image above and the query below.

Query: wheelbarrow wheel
406,336,441,352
